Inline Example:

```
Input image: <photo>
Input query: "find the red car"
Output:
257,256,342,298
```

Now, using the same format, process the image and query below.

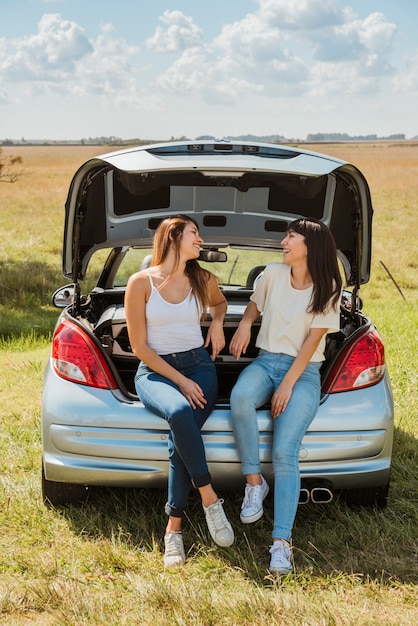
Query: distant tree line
2,132,415,147
195,134,287,142
306,132,406,142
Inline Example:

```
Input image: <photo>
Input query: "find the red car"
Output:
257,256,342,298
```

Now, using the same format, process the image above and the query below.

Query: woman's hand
229,324,252,360
271,380,294,418
269,328,327,418
204,320,225,359
230,301,260,360
178,376,207,410
206,276,227,359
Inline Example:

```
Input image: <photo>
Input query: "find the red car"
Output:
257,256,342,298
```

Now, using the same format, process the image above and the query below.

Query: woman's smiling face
281,229,308,265
180,221,204,259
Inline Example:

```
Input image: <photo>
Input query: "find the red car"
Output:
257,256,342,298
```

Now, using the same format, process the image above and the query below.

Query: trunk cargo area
85,288,361,401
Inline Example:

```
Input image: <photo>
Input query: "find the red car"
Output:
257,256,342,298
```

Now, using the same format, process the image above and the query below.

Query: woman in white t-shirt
229,218,342,575
125,215,234,568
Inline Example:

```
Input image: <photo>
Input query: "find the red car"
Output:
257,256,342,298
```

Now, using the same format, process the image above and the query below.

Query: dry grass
305,142,418,300
0,146,105,264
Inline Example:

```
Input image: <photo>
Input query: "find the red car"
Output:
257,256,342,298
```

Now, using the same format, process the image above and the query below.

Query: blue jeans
230,350,321,541
134,346,217,518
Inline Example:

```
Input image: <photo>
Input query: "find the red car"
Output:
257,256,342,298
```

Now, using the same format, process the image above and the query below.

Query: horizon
1,133,414,146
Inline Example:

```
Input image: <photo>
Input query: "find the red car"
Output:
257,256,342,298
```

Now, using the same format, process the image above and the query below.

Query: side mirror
52,284,75,308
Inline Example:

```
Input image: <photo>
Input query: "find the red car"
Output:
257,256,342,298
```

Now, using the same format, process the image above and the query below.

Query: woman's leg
135,347,218,519
230,351,275,476
271,359,321,541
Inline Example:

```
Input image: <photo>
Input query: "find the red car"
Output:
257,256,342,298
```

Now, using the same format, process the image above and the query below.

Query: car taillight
52,320,118,389
323,326,385,394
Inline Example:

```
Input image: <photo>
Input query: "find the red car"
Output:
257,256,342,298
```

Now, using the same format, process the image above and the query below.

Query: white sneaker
269,539,293,575
203,499,234,547
240,475,269,523
164,531,186,567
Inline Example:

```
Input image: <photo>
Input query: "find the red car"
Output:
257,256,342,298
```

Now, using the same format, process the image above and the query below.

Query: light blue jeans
134,346,217,518
230,350,321,541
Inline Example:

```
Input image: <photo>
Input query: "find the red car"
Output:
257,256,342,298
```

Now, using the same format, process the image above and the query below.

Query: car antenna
228,255,239,283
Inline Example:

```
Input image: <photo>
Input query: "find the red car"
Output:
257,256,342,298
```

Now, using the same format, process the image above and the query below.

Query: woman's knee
230,385,243,408
168,405,195,432
230,383,255,411
272,443,299,468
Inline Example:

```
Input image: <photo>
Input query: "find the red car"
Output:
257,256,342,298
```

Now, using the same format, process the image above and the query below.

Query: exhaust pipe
299,483,334,504
310,487,333,504
298,488,310,504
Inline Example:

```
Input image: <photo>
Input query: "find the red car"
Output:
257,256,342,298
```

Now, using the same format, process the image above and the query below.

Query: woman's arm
229,300,261,360
125,272,207,409
270,327,327,418
204,274,227,359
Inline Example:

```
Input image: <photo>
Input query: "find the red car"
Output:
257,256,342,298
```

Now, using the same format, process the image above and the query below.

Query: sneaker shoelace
204,499,234,547
165,532,184,559
206,499,229,529
270,540,292,565
242,482,261,509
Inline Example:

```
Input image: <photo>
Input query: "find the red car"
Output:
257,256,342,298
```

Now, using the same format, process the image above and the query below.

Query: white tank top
145,273,204,355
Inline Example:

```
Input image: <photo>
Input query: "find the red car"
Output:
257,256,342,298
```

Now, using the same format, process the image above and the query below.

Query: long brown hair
288,218,342,314
151,214,212,312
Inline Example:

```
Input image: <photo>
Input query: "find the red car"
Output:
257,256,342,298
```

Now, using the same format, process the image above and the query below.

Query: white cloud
308,61,379,97
256,0,344,30
214,12,279,60
150,1,398,107
157,47,211,91
1,14,92,84
0,2,406,132
0,14,148,107
358,12,396,55
76,26,138,94
146,10,203,53
316,12,396,70
155,9,309,102
304,11,396,98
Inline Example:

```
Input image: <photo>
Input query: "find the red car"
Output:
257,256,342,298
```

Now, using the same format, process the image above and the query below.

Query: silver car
41,140,394,508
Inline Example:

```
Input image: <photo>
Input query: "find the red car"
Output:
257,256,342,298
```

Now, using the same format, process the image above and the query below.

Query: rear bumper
42,364,394,491
43,451,391,491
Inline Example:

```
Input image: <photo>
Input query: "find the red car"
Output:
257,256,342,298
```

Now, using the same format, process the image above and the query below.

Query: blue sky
1,0,417,141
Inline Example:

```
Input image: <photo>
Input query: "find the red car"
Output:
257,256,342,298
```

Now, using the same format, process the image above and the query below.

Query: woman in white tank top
125,215,234,567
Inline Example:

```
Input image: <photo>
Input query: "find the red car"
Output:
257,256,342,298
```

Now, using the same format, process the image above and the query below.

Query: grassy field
0,143,417,625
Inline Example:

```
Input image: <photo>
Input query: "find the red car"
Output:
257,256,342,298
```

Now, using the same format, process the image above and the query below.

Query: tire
342,482,389,509
42,462,90,507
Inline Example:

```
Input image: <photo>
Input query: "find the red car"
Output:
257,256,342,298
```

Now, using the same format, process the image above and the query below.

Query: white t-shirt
250,263,341,362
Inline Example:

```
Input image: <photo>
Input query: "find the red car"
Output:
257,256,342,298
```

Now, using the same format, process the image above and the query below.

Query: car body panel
42,359,394,489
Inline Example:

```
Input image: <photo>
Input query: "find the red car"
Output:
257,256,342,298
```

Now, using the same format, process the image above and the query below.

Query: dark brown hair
288,218,342,314
151,214,212,312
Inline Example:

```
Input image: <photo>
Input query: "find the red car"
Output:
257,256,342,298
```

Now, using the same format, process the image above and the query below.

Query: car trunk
73,285,364,403
60,140,374,401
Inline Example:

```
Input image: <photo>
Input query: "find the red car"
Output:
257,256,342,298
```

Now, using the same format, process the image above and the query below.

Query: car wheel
41,462,90,507
343,482,390,509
